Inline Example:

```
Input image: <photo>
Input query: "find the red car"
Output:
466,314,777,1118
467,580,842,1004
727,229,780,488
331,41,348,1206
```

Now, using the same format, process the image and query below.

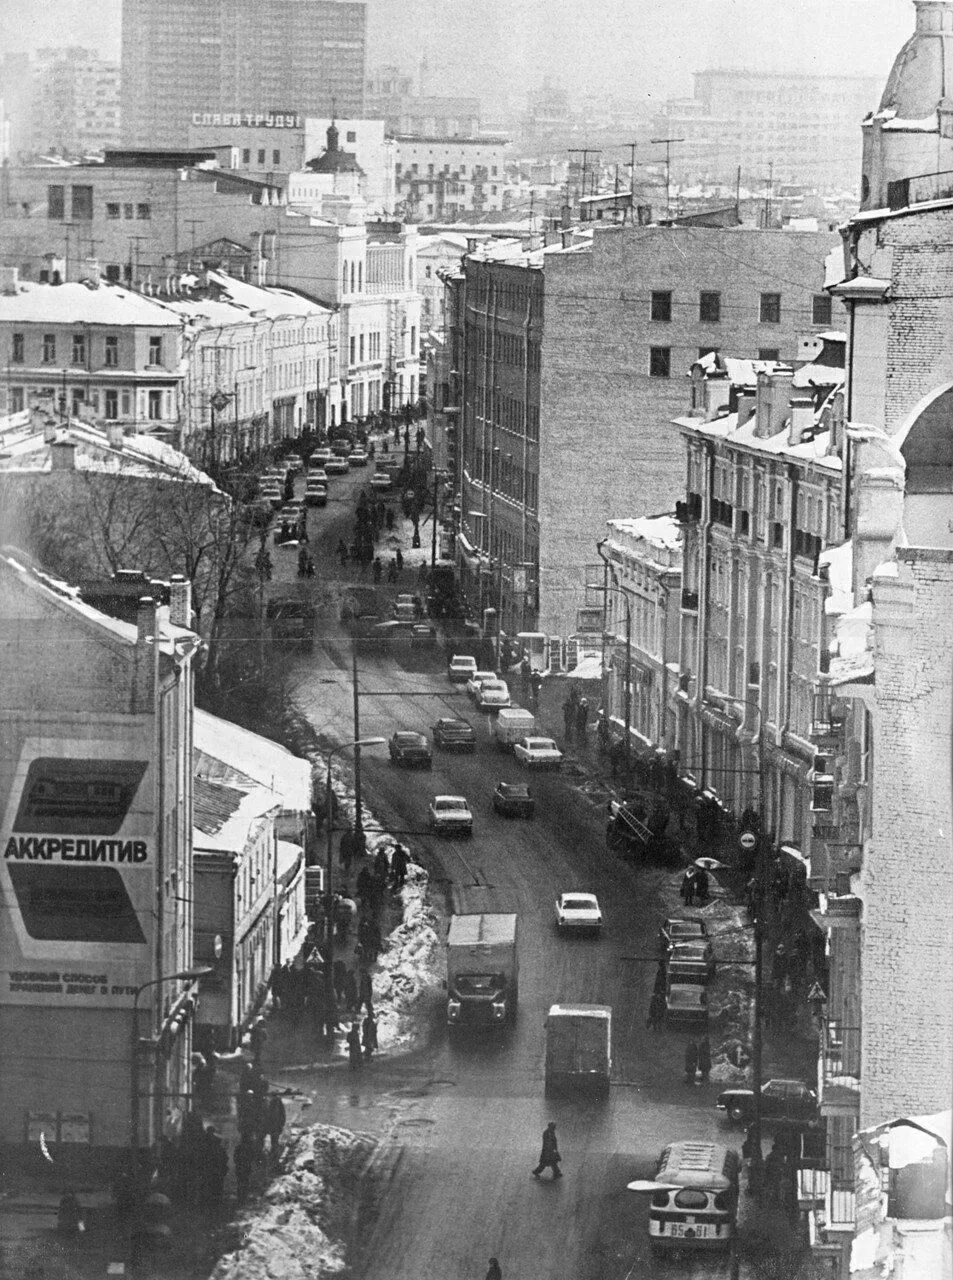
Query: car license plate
671,1223,715,1238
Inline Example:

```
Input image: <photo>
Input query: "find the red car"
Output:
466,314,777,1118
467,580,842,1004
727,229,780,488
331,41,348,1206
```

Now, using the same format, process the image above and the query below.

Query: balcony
818,1020,861,1116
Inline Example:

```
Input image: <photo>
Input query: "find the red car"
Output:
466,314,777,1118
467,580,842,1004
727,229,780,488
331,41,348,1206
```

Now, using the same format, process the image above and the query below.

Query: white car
556,892,603,934
466,670,498,699
514,736,564,769
370,470,392,491
325,456,349,475
284,453,303,473
311,448,332,467
428,794,473,836
307,467,329,485
348,448,369,467
477,680,510,712
448,654,478,684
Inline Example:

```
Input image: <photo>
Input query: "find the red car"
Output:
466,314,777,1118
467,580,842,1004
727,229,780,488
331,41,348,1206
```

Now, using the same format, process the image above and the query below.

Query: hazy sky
1,0,912,110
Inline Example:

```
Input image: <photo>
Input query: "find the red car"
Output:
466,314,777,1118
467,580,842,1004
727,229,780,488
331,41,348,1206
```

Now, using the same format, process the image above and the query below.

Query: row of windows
650,289,832,327
105,202,152,220
8,384,169,421
650,344,784,378
242,148,282,167
470,450,539,514
9,331,165,368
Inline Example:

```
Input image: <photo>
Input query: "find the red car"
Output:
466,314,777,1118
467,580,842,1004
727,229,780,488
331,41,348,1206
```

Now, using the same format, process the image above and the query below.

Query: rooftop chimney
788,394,816,446
51,438,76,471
133,595,158,709
0,266,19,296
168,574,192,628
82,257,101,287
106,422,124,449
137,595,157,647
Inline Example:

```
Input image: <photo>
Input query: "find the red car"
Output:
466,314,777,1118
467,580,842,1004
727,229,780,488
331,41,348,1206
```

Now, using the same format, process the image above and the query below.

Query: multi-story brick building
538,222,838,637
0,555,199,1168
121,0,366,150
394,135,513,220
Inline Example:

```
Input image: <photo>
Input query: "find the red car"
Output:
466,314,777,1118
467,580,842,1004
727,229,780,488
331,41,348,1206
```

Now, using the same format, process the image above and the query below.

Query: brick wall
861,548,953,1125
537,223,837,635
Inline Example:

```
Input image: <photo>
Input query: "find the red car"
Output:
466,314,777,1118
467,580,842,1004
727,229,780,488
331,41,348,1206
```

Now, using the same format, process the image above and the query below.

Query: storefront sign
4,837,149,863
191,111,302,129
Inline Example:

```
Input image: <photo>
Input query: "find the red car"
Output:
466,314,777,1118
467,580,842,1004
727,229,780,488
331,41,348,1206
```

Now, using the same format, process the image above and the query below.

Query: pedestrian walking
390,842,409,891
387,557,398,583
646,991,666,1029
203,1128,228,1213
530,670,542,709
339,825,356,876
374,844,390,884
332,958,348,1005
684,1040,698,1085
575,697,589,743
346,1021,363,1069
531,1121,563,1179
343,967,359,1014
693,866,710,903
653,962,668,995
697,1036,712,1082
266,1093,286,1158
486,1260,502,1280
358,967,374,1013
249,1017,267,1070
680,867,697,907
361,1010,378,1059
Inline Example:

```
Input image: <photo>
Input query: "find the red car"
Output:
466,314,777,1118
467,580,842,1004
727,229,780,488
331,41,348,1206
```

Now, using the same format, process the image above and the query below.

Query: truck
544,1003,612,1098
493,707,537,751
446,913,518,1029
266,596,315,651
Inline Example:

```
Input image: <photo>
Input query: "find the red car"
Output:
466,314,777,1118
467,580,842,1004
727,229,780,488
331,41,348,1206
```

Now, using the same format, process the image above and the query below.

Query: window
148,335,163,366
136,203,151,220
71,333,86,366
147,389,163,420
11,333,24,364
257,149,266,165
272,149,280,166
410,325,417,354
71,185,93,220
699,291,721,323
812,293,833,326
650,290,672,322
48,185,65,220
346,130,356,142
11,387,24,412
649,346,671,378
242,148,251,165
106,202,121,219
42,334,56,364
104,335,118,366
759,347,780,361
760,292,782,324
104,388,118,419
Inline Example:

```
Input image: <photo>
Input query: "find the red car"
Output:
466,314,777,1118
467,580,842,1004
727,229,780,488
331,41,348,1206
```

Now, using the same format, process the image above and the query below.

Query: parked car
370,470,392,492
304,482,328,507
448,655,478,684
659,916,708,955
331,437,352,456
325,456,349,475
310,448,332,467
348,448,369,467
466,671,498,699
428,794,473,836
394,601,417,622
668,940,716,983
514,736,564,768
388,731,433,767
260,485,283,510
409,624,438,647
431,717,476,751
716,1079,819,1127
493,781,535,819
555,892,603,935
477,680,510,712
665,981,709,1023
307,467,329,485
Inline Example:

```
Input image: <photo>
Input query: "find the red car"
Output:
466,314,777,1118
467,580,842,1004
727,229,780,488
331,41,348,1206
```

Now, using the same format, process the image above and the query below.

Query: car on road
364,619,416,643
324,455,349,475
659,916,708,955
370,470,392,492
428,794,473,836
716,1079,819,1127
304,481,328,507
555,892,603,935
409,624,437,647
348,448,369,467
513,736,564,768
388,731,433,767
466,671,498,699
307,467,329,485
260,485,283,509
477,680,511,712
448,654,478,684
330,437,352,456
283,453,303,473
394,601,417,622
665,981,709,1023
493,781,535,819
431,717,476,751
668,940,715,983
310,448,332,467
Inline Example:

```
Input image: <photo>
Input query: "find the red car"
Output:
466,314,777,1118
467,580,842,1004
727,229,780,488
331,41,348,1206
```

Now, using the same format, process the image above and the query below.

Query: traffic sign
739,832,757,850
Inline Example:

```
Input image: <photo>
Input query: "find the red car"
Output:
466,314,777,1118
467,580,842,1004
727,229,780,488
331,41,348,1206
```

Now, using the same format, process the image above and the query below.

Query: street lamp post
129,966,213,1157
734,696,766,1190
323,738,386,1029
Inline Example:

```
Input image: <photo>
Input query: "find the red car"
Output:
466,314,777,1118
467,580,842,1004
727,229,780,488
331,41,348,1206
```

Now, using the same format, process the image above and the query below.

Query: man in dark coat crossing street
532,1121,562,1179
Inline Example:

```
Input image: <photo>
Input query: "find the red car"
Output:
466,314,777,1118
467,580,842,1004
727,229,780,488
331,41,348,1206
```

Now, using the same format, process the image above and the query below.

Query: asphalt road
269,457,739,1280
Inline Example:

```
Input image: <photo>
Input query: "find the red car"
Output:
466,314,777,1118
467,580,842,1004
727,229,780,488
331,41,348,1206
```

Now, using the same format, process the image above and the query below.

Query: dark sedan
388,731,433,768
493,781,535,819
717,1078,819,1126
431,717,476,752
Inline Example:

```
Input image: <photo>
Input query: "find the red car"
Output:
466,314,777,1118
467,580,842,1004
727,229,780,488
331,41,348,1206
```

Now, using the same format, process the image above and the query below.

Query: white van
646,1140,739,1254
493,707,536,750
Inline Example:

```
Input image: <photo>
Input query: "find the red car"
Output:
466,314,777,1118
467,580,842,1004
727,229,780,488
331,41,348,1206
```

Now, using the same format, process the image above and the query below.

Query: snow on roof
564,653,604,681
674,407,841,471
193,775,279,852
0,280,182,326
194,708,312,812
819,541,853,614
207,271,331,319
792,362,845,390
607,513,682,552
695,351,788,385
0,414,216,486
829,600,874,685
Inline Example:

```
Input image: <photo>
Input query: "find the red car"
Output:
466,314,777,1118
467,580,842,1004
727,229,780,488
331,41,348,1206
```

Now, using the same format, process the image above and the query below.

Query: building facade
0,557,199,1167
0,47,120,163
537,222,839,638
121,0,366,150
394,136,513,220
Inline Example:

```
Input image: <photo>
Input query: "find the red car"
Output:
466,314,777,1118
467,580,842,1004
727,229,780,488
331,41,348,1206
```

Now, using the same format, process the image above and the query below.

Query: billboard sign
191,111,302,129
0,737,156,1008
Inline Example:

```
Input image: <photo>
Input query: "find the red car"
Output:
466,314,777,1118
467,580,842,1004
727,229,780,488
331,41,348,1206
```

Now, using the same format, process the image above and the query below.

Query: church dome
305,122,365,176
879,0,953,118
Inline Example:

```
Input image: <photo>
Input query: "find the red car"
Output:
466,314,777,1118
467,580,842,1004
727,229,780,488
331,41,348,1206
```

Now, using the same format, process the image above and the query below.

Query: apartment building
0,47,121,162
394,135,513,220
121,0,366,149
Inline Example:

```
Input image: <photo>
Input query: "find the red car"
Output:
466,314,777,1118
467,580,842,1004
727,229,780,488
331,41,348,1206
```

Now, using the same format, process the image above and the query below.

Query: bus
646,1139,740,1254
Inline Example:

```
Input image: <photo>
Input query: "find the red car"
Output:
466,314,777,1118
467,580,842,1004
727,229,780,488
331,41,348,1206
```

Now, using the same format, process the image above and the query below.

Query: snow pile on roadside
211,1125,375,1280
703,904,755,1085
372,861,442,1050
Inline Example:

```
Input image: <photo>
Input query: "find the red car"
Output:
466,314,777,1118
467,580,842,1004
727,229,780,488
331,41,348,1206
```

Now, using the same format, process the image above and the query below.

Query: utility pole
351,647,364,845
649,137,684,220
128,235,147,288
185,219,204,264
622,141,638,222
763,161,774,229
567,149,601,219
